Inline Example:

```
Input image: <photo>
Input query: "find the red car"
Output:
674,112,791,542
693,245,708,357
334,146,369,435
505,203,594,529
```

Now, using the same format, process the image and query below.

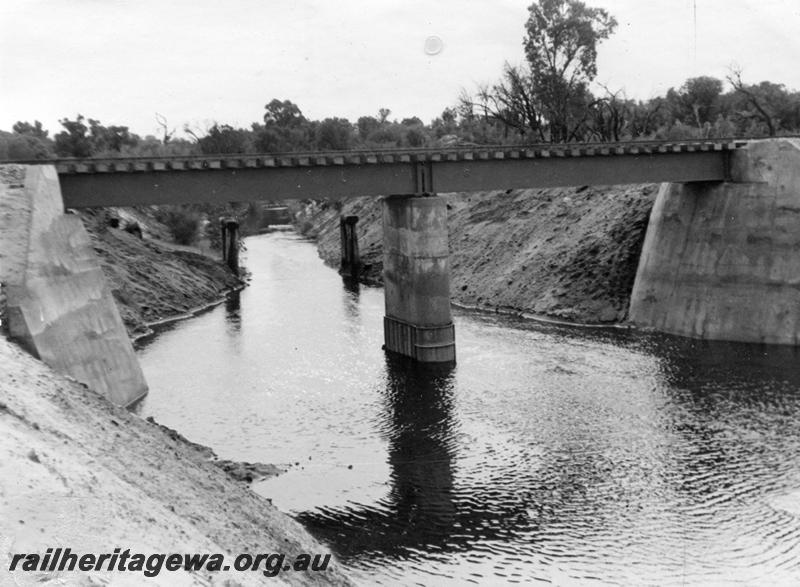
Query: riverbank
79,208,243,338
292,184,658,323
0,336,351,586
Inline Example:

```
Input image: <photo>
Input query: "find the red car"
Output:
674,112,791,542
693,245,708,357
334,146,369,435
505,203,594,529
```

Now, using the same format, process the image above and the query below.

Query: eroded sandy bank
0,336,352,586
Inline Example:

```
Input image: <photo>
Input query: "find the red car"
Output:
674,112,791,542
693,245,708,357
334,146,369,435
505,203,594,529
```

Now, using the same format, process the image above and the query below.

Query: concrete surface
1,164,147,406
382,195,455,362
629,138,800,344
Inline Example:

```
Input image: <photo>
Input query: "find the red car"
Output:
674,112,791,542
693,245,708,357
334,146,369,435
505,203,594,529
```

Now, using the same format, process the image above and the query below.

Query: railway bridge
3,138,798,406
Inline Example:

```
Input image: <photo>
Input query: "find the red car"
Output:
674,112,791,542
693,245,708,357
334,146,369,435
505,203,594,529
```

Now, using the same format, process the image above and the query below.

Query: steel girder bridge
14,140,748,208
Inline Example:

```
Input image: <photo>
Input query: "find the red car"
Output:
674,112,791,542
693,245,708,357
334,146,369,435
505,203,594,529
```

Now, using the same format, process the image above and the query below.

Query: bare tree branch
727,67,776,136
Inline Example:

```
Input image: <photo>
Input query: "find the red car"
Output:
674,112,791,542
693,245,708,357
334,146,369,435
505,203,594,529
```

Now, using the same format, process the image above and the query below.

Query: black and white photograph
2,1,800,584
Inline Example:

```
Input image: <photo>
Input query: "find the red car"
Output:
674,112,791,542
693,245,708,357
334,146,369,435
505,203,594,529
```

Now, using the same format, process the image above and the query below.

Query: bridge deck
14,141,746,208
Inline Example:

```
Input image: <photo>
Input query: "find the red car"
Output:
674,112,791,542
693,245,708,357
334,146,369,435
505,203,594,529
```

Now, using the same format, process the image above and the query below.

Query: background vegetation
3,1,799,160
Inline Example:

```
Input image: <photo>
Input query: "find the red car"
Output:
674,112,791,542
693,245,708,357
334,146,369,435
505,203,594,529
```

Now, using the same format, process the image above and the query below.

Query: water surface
136,230,800,585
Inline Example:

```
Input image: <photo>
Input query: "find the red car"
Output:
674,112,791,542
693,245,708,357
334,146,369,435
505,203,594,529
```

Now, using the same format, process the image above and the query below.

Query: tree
523,0,616,142
725,69,798,137
356,116,380,140
54,115,92,157
256,99,313,151
404,126,428,147
13,120,49,140
8,120,53,159
430,107,459,139
88,119,139,154
401,116,423,126
587,86,628,142
196,124,250,154
627,98,664,139
463,63,545,141
666,76,723,128
315,117,353,150
52,115,140,157
0,131,52,160
263,99,306,128
155,113,174,144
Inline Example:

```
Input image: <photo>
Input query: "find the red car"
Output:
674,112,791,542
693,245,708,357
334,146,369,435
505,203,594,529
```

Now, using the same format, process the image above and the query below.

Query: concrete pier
630,138,800,344
0,165,147,406
382,195,455,363
339,215,360,278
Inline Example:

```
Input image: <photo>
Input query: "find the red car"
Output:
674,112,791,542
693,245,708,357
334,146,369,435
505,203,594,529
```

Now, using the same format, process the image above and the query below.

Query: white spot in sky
424,36,443,56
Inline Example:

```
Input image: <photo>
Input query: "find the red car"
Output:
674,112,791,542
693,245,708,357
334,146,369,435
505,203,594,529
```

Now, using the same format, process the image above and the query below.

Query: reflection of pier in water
295,333,800,569
296,355,536,560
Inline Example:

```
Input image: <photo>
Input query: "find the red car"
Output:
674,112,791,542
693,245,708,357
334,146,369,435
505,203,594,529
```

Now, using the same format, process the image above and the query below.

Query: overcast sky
2,0,799,138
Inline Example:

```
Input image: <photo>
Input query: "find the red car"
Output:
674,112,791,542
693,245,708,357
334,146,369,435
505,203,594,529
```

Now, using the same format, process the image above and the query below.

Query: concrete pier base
382,194,455,363
0,165,147,406
629,138,800,344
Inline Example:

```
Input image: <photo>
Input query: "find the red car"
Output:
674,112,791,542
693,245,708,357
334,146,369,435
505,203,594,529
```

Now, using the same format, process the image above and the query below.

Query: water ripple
138,232,800,585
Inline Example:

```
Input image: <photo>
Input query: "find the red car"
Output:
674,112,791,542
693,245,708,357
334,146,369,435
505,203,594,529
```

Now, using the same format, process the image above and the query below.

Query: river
135,230,800,585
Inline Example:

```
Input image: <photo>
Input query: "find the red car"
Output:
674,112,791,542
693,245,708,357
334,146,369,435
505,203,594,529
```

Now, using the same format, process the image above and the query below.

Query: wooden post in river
339,215,360,279
220,217,240,275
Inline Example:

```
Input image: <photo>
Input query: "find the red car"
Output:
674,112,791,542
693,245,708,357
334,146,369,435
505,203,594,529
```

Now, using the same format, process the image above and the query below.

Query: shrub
155,208,200,245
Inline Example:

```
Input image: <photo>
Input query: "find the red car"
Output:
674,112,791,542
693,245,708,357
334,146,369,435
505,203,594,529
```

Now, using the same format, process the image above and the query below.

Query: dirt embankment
0,337,351,586
292,184,659,323
78,208,242,338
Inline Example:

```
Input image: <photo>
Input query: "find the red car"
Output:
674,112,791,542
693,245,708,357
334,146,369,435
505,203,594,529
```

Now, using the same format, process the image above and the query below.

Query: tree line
3,0,800,161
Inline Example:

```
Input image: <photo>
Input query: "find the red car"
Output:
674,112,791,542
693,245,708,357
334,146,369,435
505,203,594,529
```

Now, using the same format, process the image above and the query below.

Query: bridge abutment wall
629,138,800,344
0,164,147,406
382,195,455,363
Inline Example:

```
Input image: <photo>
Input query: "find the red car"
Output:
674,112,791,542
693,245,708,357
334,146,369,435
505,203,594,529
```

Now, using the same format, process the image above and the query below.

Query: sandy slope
0,337,352,586
293,184,658,323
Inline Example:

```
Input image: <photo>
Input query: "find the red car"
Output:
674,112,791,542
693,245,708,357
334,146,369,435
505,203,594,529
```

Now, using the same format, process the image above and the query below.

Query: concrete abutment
0,164,147,406
629,138,800,344
382,194,456,363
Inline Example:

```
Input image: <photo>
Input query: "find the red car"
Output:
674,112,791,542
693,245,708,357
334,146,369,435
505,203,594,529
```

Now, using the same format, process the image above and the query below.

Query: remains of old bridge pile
3,138,800,408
